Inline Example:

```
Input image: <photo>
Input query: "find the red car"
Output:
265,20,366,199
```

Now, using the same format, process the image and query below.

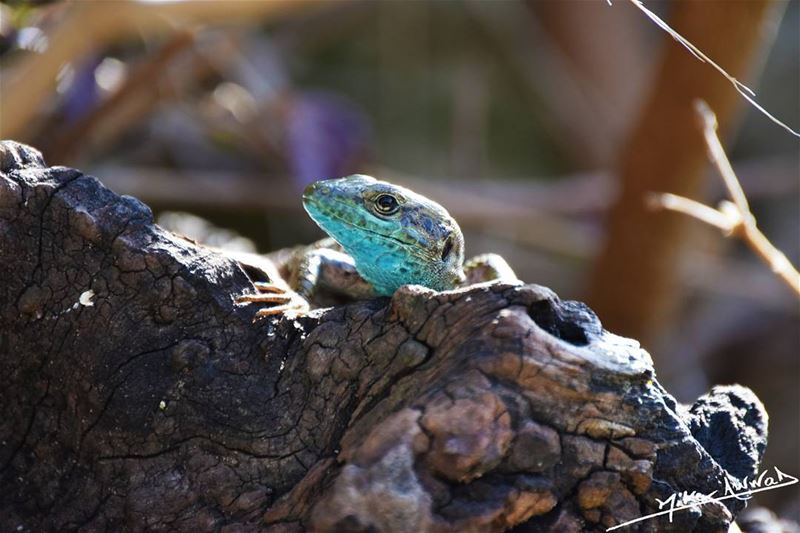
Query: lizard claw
252,303,307,320
236,293,294,304
253,282,289,293
236,282,309,320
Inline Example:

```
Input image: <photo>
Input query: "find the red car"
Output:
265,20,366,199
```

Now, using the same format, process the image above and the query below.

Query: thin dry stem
648,100,800,297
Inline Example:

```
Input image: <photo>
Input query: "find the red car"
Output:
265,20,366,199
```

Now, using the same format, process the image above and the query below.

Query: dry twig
647,100,800,297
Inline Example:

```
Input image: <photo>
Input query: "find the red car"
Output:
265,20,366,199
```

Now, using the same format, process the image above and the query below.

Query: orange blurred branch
586,0,784,344
0,0,325,141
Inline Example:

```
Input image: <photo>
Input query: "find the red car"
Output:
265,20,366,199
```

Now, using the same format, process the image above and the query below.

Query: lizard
236,174,517,318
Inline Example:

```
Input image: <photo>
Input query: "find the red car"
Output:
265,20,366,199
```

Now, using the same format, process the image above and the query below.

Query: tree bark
0,141,769,531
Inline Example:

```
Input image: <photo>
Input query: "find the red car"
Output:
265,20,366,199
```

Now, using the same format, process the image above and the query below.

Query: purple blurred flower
285,91,371,189
62,55,102,124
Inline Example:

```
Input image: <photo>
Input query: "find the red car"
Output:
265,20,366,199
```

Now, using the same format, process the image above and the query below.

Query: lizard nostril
303,181,333,200
302,182,317,199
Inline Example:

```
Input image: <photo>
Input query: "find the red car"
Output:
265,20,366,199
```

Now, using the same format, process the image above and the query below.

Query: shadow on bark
0,141,768,532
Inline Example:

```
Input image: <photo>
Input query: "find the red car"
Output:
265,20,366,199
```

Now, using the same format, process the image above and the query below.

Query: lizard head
302,174,465,295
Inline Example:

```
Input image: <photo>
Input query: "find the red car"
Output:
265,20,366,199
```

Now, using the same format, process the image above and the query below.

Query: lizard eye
374,194,399,215
441,235,453,261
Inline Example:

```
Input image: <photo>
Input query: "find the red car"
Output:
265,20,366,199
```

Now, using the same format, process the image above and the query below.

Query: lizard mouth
304,196,423,255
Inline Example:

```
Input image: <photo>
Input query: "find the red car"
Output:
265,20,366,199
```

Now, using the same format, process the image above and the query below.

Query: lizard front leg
228,249,310,319
290,248,376,303
234,243,376,320
462,253,519,286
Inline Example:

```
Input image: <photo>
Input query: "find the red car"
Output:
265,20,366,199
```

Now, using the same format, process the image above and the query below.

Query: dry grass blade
610,0,800,138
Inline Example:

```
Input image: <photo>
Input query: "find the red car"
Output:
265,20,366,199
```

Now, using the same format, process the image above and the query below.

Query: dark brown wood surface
0,141,768,532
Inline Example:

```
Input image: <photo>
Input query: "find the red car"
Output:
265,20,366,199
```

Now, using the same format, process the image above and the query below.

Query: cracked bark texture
0,141,768,532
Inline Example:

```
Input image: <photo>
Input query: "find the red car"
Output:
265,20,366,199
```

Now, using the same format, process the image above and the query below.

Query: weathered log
0,141,768,532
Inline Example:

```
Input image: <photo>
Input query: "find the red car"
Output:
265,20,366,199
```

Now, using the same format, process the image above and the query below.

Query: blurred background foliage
0,0,798,523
